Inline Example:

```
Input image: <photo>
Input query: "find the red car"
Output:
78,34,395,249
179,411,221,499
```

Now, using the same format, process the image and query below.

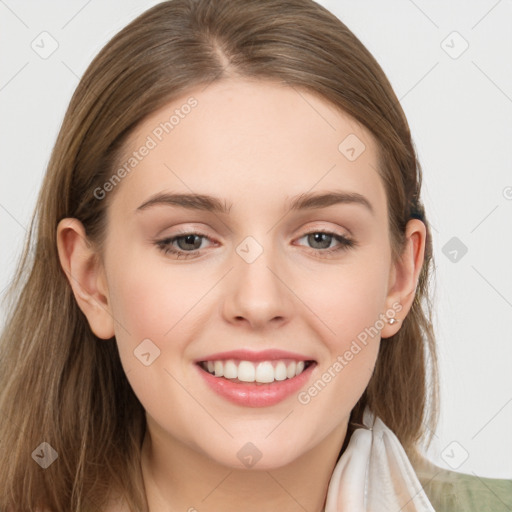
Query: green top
411,457,512,511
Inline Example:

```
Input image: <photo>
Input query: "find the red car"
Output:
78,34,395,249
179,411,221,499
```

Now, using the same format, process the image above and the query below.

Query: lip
195,360,317,408
194,348,314,363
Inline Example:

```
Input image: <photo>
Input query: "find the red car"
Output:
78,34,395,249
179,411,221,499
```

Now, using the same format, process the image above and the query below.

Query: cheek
295,257,389,407
105,258,208,424
105,249,213,373
108,242,211,332
300,258,390,345
298,280,382,427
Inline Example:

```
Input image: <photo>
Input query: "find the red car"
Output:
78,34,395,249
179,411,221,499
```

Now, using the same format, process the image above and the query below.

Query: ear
56,218,115,340
381,219,426,339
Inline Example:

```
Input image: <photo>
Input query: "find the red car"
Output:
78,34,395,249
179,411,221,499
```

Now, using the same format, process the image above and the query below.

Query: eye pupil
178,234,202,250
308,232,332,249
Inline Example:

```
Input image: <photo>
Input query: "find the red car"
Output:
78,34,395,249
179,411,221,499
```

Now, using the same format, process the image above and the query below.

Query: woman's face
93,78,404,468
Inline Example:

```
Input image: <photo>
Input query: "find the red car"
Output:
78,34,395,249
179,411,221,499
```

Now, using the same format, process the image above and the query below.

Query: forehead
110,78,386,218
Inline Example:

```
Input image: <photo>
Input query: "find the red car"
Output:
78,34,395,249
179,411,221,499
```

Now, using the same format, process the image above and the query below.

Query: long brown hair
0,0,439,510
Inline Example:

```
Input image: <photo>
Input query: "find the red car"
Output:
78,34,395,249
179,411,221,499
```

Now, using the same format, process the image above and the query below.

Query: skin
57,78,425,512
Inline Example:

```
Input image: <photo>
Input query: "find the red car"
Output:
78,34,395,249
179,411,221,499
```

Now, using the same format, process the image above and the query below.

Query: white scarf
324,407,435,512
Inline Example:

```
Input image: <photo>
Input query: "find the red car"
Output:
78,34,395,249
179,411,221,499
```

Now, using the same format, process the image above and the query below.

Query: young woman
1,0,510,511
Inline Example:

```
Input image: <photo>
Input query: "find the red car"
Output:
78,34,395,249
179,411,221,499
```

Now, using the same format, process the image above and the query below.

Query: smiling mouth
197,358,316,384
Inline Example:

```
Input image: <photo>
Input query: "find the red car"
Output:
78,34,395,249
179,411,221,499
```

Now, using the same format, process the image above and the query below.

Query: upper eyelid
160,220,352,238
161,227,351,246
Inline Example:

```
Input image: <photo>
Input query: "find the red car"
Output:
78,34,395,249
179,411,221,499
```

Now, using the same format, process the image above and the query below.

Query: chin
201,437,309,471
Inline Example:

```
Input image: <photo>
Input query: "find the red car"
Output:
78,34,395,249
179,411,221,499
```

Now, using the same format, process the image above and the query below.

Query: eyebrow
135,190,374,216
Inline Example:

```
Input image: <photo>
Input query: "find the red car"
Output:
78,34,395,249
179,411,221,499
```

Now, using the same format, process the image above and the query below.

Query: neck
140,418,348,512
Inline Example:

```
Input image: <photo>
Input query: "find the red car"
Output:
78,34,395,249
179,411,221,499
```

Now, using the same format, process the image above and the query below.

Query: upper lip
195,349,315,363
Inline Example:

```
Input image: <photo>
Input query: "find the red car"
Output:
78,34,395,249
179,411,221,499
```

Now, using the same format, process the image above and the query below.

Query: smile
199,358,313,384
194,349,317,407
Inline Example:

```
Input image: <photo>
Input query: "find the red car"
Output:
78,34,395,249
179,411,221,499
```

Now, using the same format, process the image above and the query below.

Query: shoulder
411,455,512,512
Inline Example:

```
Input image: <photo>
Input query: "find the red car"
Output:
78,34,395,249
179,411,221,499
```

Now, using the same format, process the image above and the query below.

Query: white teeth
201,359,310,383
214,360,224,377
255,361,275,383
237,361,256,382
274,361,287,381
286,361,296,378
223,359,238,379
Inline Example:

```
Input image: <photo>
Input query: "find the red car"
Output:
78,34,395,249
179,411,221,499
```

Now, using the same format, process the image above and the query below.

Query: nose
221,240,294,331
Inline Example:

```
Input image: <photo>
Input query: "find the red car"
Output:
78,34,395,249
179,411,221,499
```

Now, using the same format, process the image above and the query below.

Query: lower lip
195,362,316,408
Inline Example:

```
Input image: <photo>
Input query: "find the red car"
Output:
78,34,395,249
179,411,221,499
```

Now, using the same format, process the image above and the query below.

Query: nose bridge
222,234,292,328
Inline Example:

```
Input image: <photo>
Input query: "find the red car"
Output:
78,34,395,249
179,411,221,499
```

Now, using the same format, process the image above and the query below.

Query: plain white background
0,0,511,481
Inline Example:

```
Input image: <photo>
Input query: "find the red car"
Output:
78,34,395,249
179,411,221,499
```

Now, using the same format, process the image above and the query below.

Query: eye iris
177,234,202,250
308,233,332,249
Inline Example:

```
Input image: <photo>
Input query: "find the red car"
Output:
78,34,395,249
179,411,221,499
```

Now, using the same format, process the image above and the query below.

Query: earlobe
56,218,115,340
381,219,426,339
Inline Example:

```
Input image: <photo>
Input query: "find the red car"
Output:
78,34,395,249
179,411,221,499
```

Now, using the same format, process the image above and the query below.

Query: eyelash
155,229,357,260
